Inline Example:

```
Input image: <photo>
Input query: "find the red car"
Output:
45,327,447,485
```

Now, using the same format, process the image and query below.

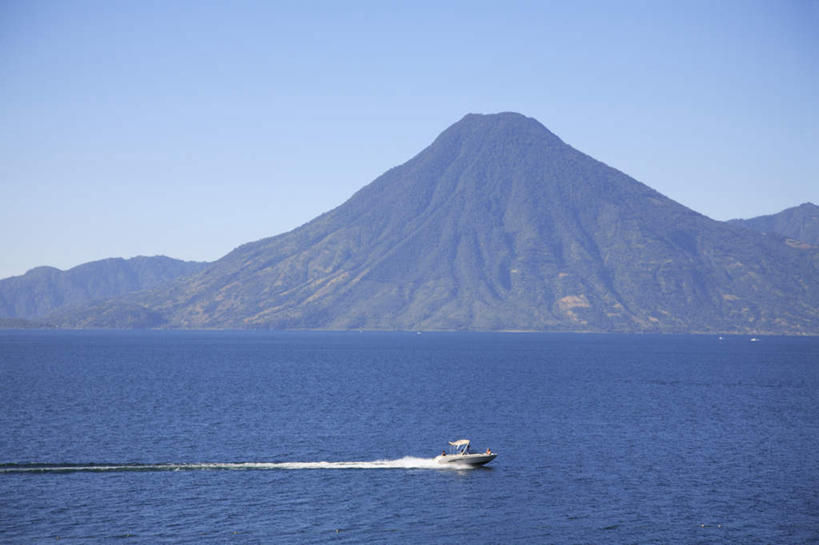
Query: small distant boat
435,439,497,467
750,337,760,342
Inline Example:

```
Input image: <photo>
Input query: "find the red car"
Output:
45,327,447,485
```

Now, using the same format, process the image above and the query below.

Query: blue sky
1,1,817,278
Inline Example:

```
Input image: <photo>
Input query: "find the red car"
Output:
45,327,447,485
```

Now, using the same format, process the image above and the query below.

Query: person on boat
486,448,491,454
441,450,446,456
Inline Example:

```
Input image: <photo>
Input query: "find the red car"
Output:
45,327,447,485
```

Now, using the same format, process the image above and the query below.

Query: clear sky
1,1,817,279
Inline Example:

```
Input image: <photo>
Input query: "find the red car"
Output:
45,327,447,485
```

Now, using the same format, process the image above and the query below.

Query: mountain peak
457,111,543,126
458,111,536,125
436,111,565,150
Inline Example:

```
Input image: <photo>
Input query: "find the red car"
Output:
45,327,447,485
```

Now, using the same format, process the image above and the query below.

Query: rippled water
1,330,818,543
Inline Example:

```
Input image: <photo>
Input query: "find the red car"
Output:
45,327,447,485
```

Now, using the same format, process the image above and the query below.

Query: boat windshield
448,439,471,454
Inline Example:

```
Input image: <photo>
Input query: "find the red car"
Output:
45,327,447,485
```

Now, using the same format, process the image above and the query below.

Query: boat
434,439,497,467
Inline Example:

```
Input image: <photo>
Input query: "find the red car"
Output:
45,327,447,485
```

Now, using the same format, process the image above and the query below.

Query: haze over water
1,330,817,543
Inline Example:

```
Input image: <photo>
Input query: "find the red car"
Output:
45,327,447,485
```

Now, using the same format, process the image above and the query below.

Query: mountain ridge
0,255,208,320
730,202,819,246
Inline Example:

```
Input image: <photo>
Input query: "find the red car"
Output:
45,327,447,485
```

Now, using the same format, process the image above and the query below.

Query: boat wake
0,456,477,474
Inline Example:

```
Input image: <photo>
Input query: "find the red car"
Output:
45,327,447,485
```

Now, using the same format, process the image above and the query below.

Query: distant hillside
48,113,819,334
729,203,819,246
0,256,208,320
0,317,53,329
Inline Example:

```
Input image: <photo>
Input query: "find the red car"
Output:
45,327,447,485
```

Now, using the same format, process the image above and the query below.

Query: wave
0,456,474,474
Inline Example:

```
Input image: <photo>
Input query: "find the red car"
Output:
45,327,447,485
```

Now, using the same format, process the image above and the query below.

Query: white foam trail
0,456,475,474
249,456,449,470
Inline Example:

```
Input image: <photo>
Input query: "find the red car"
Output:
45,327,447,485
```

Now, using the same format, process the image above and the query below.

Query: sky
1,1,817,279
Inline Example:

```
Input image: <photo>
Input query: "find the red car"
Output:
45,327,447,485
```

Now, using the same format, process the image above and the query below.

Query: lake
1,330,817,543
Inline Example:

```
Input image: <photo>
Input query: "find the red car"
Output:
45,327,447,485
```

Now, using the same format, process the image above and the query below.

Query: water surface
1,330,817,543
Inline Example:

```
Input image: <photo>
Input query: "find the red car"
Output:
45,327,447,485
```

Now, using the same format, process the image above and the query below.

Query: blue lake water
1,330,818,544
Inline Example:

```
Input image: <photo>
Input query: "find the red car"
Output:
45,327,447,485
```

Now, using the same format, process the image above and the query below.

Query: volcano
52,113,819,333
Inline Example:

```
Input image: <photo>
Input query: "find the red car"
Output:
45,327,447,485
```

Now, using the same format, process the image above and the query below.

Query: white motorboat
434,439,497,467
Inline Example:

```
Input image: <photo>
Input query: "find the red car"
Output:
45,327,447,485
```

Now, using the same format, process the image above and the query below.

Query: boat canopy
449,439,470,447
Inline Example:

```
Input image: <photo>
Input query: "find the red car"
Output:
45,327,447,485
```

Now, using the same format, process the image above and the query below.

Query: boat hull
434,453,497,467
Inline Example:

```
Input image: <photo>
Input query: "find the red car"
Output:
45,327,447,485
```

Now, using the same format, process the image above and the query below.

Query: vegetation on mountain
0,317,54,329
